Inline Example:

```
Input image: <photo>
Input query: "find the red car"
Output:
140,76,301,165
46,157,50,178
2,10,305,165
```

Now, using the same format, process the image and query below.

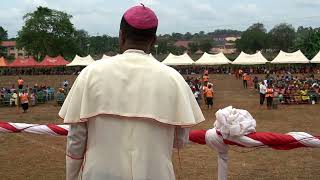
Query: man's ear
149,35,157,50
119,29,126,53
151,36,157,47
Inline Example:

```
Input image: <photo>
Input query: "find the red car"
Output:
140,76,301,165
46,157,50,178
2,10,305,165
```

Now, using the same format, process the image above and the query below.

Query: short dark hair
120,17,157,42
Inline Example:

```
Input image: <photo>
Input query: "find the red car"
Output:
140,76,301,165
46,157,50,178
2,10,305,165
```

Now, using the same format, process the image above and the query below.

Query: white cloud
134,0,159,6
231,3,258,16
295,0,320,7
24,0,48,7
1,0,320,38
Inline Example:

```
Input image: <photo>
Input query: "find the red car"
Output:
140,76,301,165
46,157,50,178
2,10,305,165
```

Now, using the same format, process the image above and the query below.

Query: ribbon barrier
189,106,320,180
1,106,319,180
0,121,69,136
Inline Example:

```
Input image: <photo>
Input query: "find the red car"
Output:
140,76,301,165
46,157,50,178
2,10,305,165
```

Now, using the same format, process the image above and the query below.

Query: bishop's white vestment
59,49,205,180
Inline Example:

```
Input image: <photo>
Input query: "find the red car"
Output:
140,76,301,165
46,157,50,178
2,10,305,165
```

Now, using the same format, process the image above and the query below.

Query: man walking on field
59,4,205,180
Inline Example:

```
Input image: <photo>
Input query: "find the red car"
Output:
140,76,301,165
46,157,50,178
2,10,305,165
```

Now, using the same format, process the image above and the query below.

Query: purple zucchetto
123,4,158,30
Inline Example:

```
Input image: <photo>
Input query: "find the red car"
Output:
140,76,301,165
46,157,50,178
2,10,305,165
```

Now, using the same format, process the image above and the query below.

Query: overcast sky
1,0,320,38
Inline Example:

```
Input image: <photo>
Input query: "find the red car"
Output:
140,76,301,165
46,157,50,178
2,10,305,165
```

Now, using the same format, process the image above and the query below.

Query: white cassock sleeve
66,122,87,180
173,127,190,149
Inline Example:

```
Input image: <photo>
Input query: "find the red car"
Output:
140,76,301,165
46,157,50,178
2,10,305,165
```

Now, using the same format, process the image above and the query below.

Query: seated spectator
56,88,66,106
10,85,16,93
30,92,36,106
10,90,18,106
300,88,310,103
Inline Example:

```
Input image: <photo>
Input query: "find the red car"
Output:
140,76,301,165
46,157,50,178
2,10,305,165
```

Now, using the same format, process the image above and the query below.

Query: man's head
119,5,158,53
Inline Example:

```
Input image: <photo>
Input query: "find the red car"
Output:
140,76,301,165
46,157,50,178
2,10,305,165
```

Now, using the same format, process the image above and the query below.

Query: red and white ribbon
188,106,320,180
1,105,320,180
0,121,69,136
189,129,320,180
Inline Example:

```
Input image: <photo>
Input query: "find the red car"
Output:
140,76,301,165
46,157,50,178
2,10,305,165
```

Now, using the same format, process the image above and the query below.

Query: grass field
1,74,320,180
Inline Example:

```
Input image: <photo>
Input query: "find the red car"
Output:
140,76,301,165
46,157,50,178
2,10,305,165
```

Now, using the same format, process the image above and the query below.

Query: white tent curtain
162,53,194,66
98,54,118,60
195,52,231,65
67,55,95,66
232,51,268,65
271,50,310,64
102,54,111,59
311,51,320,63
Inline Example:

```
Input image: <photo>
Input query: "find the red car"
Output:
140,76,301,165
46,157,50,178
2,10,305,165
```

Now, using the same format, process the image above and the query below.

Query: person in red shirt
265,85,274,110
19,90,29,113
17,77,24,90
243,73,249,88
205,84,214,109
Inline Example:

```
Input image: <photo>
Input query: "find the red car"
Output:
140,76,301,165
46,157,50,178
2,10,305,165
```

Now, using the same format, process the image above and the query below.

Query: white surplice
59,49,205,180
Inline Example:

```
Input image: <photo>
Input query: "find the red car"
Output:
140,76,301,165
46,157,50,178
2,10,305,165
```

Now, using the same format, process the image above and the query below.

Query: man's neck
122,43,150,54
123,47,149,54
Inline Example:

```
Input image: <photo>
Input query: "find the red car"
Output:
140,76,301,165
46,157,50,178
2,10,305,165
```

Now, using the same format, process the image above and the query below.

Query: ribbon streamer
0,121,69,136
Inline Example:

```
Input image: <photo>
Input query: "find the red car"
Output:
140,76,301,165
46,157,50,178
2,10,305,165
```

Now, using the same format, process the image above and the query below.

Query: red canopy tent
8,57,39,67
37,55,69,67
0,57,8,67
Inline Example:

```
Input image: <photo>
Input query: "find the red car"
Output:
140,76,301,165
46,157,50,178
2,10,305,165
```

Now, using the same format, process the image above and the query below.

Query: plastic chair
56,93,65,106
36,91,46,104
2,93,11,106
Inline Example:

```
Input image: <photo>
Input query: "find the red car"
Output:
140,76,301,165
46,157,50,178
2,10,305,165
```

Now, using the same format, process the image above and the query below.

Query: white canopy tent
67,55,95,66
232,51,269,65
162,53,194,66
98,54,115,60
311,51,320,63
102,54,111,59
271,50,310,64
195,52,231,65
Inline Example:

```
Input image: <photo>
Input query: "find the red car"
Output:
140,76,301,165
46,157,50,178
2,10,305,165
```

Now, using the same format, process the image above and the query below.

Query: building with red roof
0,41,27,58
174,40,192,49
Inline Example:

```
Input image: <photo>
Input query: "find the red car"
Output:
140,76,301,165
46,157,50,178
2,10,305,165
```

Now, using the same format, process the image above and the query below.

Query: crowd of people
0,77,69,112
2,65,320,76
237,69,320,109
0,67,82,76
185,70,215,109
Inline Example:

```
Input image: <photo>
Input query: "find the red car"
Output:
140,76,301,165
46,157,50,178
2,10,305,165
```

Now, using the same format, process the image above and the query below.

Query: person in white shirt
60,5,204,180
63,80,69,88
259,81,267,105
10,90,18,106
193,88,200,105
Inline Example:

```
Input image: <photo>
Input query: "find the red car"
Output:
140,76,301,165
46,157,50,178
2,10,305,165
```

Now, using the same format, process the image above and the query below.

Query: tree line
235,23,320,59
0,6,319,61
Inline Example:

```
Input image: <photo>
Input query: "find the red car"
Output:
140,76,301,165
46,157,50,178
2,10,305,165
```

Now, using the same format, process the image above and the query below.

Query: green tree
235,23,267,53
294,27,320,59
171,32,183,41
156,39,170,54
269,23,295,52
89,35,119,55
0,26,8,57
17,6,77,60
183,32,193,40
198,39,213,53
0,26,8,42
188,42,199,54
74,29,90,56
